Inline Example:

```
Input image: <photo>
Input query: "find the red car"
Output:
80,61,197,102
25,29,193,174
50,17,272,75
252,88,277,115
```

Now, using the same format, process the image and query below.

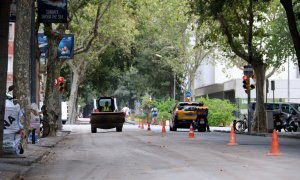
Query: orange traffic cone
138,119,141,128
227,126,238,146
147,121,151,131
162,118,166,135
268,129,281,156
188,123,195,138
141,120,144,129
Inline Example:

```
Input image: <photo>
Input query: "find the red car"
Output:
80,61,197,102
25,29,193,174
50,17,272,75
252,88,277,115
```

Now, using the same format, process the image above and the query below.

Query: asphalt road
21,124,300,180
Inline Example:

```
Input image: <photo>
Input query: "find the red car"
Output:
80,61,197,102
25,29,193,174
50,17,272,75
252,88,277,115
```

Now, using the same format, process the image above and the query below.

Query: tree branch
217,14,249,62
74,0,112,55
280,0,300,73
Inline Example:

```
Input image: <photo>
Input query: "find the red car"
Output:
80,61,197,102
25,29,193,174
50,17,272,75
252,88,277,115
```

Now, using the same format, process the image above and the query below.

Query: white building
194,58,300,112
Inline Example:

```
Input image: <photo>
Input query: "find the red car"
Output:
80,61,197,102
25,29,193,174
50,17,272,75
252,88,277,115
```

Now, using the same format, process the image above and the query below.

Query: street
21,123,300,180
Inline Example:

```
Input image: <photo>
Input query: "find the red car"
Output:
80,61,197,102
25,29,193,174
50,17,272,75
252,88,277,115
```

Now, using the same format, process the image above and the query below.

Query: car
169,102,203,131
250,102,300,120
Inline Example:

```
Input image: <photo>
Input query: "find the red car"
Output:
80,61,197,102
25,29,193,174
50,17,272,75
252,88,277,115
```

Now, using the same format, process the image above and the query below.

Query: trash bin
266,110,274,133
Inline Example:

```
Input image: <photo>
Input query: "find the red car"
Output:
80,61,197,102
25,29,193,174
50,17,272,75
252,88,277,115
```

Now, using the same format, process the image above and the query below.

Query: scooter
283,114,299,132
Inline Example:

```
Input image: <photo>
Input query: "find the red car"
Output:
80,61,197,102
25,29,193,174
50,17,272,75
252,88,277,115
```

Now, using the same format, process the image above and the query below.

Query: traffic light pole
247,76,251,134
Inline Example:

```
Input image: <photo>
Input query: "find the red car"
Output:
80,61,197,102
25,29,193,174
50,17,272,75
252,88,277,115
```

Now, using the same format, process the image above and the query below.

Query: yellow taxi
169,102,202,131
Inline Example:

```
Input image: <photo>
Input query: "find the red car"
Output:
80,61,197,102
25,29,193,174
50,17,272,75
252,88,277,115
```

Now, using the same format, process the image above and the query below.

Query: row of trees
1,1,299,157
188,0,300,132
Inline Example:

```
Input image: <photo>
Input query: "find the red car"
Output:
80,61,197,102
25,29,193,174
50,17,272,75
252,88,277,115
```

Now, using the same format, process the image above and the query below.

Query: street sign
243,65,253,76
185,91,191,97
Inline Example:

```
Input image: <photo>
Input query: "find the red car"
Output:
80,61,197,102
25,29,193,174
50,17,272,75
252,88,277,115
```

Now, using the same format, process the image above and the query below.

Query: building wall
194,58,300,103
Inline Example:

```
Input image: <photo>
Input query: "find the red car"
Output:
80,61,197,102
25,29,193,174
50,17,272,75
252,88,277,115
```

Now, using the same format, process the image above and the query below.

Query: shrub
197,97,237,126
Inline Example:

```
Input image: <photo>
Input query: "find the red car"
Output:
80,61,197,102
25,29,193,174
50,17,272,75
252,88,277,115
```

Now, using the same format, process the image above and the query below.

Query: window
281,104,290,113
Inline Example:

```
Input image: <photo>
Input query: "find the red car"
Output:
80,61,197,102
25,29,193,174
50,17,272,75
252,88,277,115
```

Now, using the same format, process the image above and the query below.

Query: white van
61,101,68,124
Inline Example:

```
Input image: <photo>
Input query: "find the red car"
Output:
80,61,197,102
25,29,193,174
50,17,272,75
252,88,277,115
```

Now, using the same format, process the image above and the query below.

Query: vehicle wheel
173,125,177,131
91,126,97,133
116,126,122,132
198,126,206,132
235,121,245,133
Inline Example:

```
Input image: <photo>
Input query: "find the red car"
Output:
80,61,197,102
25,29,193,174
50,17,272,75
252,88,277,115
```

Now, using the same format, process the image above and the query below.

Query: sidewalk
0,130,70,180
212,126,300,139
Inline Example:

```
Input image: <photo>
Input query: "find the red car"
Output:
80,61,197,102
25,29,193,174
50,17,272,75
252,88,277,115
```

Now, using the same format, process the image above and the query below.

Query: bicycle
233,114,248,133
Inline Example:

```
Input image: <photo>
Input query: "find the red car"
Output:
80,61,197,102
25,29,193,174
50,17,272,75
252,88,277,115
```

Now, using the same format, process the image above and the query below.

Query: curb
213,130,300,139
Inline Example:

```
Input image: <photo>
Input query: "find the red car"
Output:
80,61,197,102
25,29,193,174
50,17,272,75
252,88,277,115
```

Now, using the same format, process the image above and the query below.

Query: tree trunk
68,68,80,124
68,58,89,124
44,24,61,136
0,0,10,157
252,63,267,133
280,0,300,73
13,0,34,138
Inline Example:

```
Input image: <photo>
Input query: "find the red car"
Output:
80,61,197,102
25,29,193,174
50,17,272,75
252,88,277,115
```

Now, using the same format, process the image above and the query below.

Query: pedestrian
151,105,158,125
30,103,41,140
197,102,210,132
121,104,130,121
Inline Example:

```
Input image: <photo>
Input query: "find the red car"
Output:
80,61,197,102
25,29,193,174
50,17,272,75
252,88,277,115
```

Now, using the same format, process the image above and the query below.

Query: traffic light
242,75,255,94
57,76,65,93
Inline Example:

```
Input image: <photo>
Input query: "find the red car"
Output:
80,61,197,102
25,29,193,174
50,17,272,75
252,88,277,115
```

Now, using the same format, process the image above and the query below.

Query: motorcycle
283,114,299,132
273,113,284,132
193,107,209,132
273,112,299,132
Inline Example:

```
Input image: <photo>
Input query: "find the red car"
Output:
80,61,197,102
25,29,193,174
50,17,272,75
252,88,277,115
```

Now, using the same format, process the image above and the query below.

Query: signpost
243,65,253,134
185,91,191,97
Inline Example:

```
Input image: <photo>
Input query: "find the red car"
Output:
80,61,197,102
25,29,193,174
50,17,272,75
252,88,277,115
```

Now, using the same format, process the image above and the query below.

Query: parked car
250,102,300,121
169,102,202,131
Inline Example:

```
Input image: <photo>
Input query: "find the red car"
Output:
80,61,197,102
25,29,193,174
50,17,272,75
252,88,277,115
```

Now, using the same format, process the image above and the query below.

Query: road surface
21,124,300,180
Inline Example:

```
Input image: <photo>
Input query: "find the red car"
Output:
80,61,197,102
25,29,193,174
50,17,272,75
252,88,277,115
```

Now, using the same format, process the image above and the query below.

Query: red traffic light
57,76,64,83
242,75,248,81
56,76,65,93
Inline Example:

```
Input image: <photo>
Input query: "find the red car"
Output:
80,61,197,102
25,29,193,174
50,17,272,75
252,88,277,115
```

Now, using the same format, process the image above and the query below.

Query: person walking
121,104,130,121
151,105,158,125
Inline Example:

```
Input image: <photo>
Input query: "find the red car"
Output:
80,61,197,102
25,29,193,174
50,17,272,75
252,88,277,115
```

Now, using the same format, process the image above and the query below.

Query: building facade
194,59,300,113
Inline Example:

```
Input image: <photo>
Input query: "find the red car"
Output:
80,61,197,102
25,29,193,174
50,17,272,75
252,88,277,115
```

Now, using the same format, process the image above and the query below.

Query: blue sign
57,34,74,59
38,33,48,58
38,0,68,23
185,91,191,97
38,33,74,59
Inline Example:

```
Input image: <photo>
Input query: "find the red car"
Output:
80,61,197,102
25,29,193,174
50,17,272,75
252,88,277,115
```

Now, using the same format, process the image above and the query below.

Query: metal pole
173,73,176,100
288,58,290,102
30,2,36,103
247,76,251,134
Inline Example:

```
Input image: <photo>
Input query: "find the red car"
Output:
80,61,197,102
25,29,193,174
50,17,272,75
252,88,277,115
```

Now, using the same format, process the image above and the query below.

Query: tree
0,0,10,157
123,0,191,101
67,0,139,123
280,0,300,73
189,0,294,132
67,1,112,124
13,0,34,138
